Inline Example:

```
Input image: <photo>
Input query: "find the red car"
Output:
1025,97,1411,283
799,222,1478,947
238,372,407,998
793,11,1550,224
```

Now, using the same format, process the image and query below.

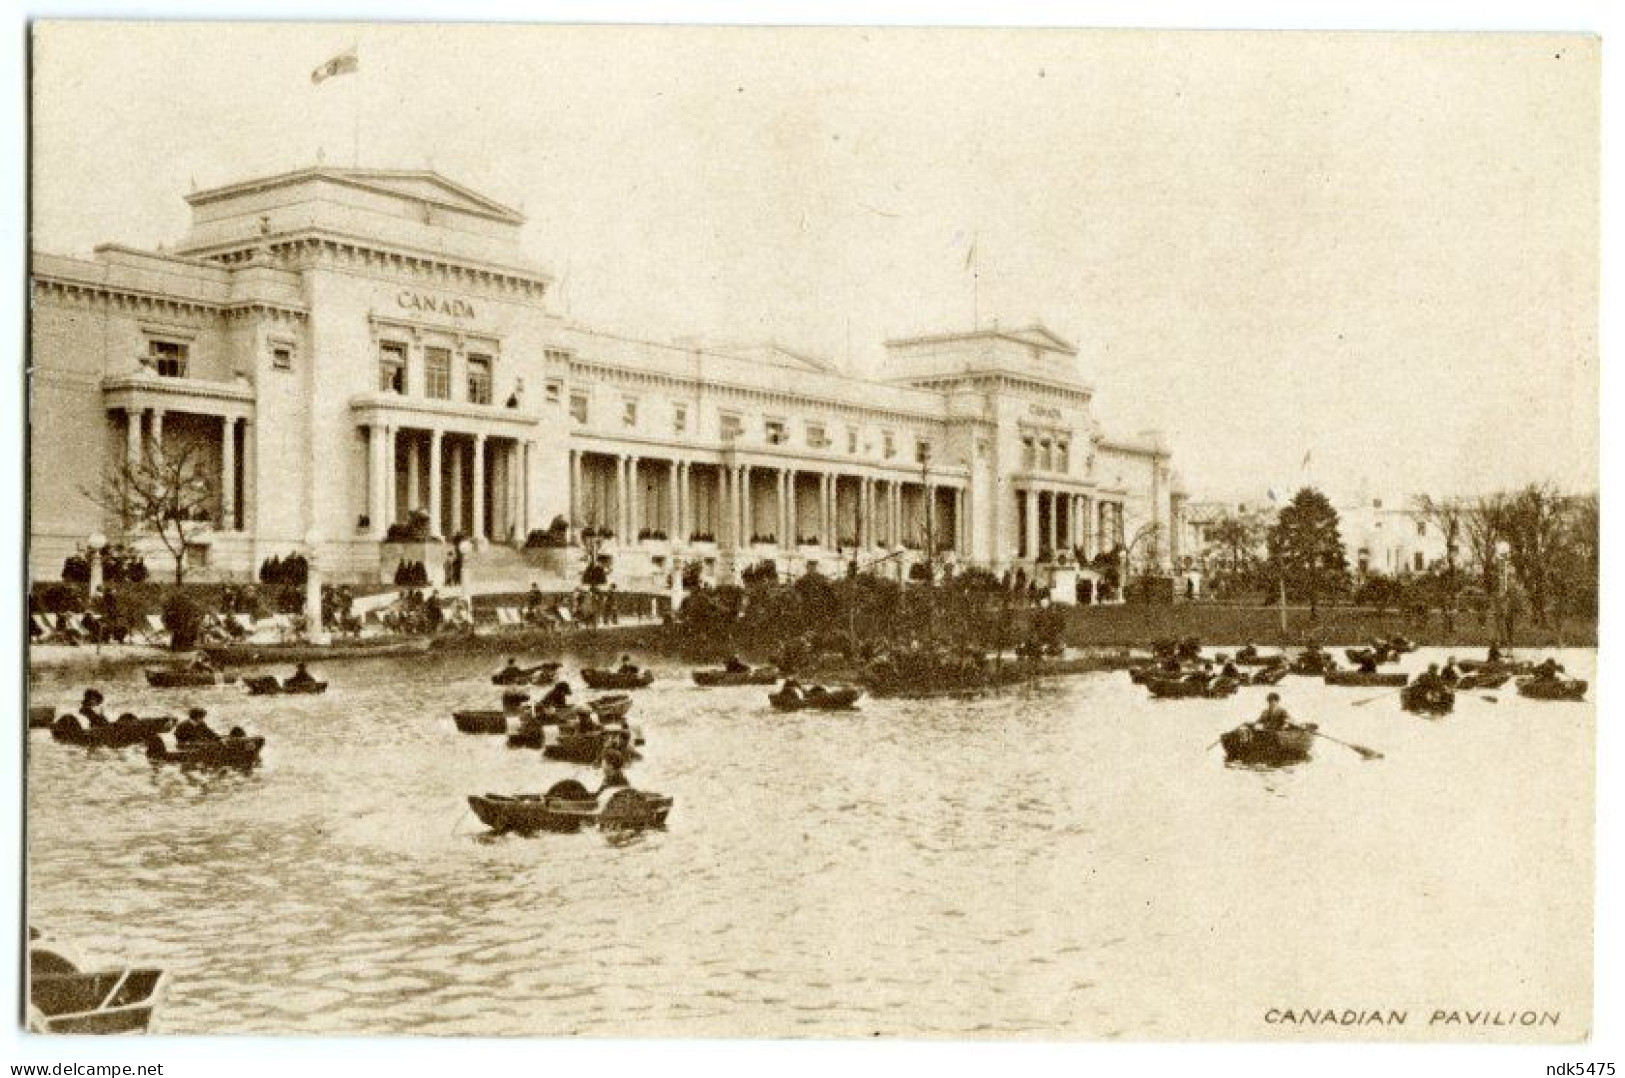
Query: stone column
1024,487,1039,560
428,430,444,539
369,423,387,539
125,408,142,469
472,434,487,543
241,419,256,536
150,409,165,458
624,455,637,539
669,459,681,541
570,450,583,531
449,439,464,537
220,416,237,531
404,432,421,512
383,426,397,530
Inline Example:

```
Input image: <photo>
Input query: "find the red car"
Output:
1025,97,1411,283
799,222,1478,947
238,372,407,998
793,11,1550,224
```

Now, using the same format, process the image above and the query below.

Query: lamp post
304,527,329,646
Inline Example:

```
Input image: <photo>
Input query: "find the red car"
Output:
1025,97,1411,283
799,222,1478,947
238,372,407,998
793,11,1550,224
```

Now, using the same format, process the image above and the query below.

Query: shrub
161,591,206,651
36,582,85,614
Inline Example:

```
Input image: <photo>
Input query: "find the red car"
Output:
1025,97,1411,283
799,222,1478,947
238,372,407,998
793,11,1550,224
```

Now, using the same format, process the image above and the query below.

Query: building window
1373,498,1383,509
270,343,294,372
1039,440,1053,471
915,439,932,465
1413,551,1425,572
766,419,788,445
425,347,451,399
1023,437,1036,470
673,403,688,434
622,399,638,427
720,412,743,440
378,342,407,394
882,430,896,459
847,427,859,454
466,353,493,405
1416,520,1427,537
1056,440,1069,473
807,423,829,449
145,339,188,378
569,393,589,424
545,379,562,404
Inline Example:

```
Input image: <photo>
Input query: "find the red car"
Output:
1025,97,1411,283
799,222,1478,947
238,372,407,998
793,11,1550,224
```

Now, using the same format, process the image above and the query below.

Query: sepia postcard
20,22,1598,1043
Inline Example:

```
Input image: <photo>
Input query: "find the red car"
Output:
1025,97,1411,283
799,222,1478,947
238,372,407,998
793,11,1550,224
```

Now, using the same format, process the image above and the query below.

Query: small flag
311,47,359,85
963,233,977,271
1268,489,1279,503
1301,448,1313,470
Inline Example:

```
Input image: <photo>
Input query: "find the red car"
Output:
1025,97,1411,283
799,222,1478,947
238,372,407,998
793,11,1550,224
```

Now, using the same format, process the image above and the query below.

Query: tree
1463,492,1509,599
1413,494,1468,629
1266,488,1349,617
1201,510,1266,589
83,435,218,585
1497,483,1572,628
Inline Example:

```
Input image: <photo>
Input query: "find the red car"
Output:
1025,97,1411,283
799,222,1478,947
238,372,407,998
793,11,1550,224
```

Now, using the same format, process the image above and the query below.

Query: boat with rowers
693,662,781,687
768,680,863,711
468,778,673,835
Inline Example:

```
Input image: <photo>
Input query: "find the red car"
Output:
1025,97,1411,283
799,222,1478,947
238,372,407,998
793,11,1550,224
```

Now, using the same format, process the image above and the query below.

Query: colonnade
366,424,534,543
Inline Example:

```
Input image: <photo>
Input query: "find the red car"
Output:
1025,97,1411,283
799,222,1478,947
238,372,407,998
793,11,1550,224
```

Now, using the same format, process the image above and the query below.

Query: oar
1306,728,1384,760
1351,687,1403,707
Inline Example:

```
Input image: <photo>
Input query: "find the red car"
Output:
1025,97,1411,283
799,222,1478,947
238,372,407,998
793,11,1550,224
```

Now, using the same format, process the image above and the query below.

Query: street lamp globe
458,538,474,557
87,532,107,552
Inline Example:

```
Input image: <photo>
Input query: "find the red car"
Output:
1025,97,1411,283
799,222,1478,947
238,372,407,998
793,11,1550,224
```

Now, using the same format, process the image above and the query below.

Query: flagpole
351,43,362,167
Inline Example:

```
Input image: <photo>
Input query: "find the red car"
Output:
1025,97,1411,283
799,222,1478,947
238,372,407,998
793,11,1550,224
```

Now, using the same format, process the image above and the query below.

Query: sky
29,23,1600,501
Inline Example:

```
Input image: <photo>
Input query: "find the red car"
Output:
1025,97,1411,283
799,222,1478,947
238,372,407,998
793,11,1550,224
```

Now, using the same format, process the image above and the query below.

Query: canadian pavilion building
29,167,1186,599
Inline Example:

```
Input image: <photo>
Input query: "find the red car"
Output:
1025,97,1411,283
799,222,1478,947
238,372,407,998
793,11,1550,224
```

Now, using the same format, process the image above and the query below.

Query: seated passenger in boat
1487,643,1504,663
1355,653,1379,674
188,653,216,673
1237,643,1257,662
1413,663,1447,692
616,654,639,675
174,707,222,743
1533,658,1565,680
78,689,109,728
1220,660,1241,680
778,679,806,704
499,657,525,679
724,654,750,674
596,747,631,795
538,680,573,710
1256,692,1292,731
285,662,317,688
1440,658,1461,684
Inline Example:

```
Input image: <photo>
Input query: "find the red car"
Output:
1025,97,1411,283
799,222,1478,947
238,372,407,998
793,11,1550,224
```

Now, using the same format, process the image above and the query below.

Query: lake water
26,646,1595,1039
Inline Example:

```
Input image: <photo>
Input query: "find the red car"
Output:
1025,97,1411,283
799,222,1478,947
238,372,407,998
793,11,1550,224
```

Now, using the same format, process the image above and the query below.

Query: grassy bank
1059,603,1596,649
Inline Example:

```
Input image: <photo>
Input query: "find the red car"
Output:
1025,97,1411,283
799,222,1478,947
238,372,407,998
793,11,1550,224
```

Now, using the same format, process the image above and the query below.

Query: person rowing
1256,692,1293,731
615,654,640,676
778,678,806,705
537,680,573,710
175,707,222,744
1413,663,1448,694
285,662,318,688
595,746,631,796
78,688,109,728
1532,657,1566,681
1355,651,1380,675
1440,657,1461,684
724,654,751,674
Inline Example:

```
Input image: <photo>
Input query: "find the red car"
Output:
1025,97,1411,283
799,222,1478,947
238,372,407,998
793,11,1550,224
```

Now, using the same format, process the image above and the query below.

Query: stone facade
29,167,1177,594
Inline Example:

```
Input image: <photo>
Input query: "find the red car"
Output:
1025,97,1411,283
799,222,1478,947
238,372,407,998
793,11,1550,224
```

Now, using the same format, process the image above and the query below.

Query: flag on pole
311,46,359,85
963,232,978,270
1301,448,1313,471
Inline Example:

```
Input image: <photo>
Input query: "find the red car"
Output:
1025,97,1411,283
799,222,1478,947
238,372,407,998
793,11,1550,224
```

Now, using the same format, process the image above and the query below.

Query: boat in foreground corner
28,929,169,1035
